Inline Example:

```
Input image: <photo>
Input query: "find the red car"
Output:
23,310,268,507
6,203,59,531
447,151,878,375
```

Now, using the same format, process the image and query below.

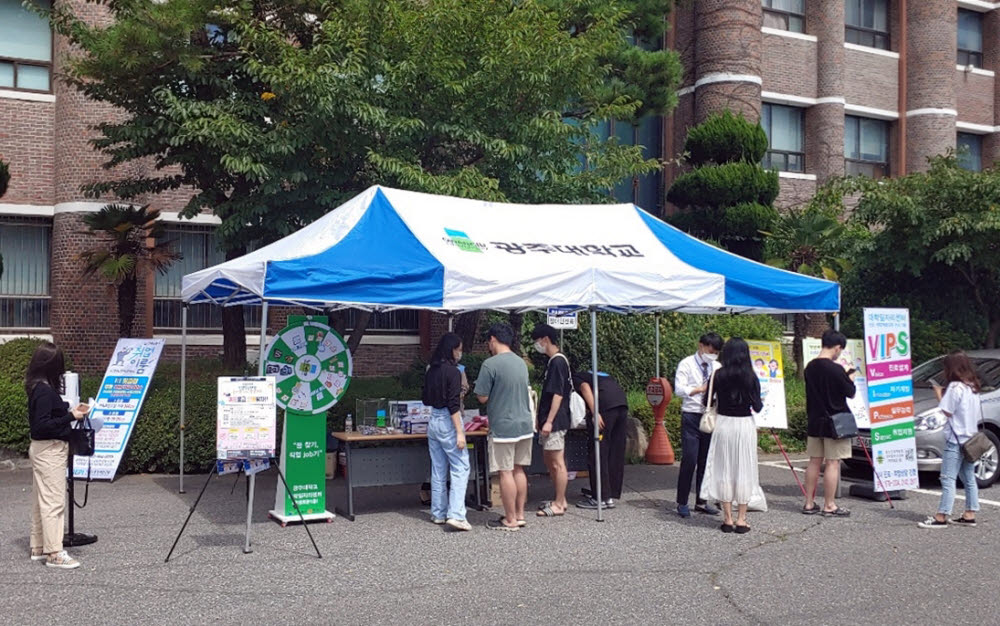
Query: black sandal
720,523,735,533
822,507,851,517
802,503,820,515
735,524,751,534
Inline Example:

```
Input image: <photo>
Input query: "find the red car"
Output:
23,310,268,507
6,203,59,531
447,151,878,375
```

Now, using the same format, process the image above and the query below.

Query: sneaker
446,518,472,531
917,517,949,529
951,517,977,527
677,504,691,518
695,502,720,515
431,517,447,525
30,549,46,562
45,551,80,570
576,497,614,510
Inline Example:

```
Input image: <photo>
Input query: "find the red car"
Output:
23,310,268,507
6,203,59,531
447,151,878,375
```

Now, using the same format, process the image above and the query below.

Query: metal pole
590,309,603,522
447,313,454,333
245,301,270,551
258,302,270,376
833,312,840,332
179,305,188,493
655,313,661,379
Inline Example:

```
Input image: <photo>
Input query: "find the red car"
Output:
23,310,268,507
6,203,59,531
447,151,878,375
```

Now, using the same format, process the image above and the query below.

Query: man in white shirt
674,333,723,518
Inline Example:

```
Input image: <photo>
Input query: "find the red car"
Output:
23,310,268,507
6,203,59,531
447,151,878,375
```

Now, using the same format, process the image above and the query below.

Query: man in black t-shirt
532,324,571,517
573,371,629,509
803,329,857,517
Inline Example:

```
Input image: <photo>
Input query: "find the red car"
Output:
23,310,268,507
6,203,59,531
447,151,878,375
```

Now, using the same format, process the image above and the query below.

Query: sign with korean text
73,338,165,481
547,307,579,330
217,377,276,460
803,338,871,429
747,341,788,429
274,410,328,517
864,308,919,491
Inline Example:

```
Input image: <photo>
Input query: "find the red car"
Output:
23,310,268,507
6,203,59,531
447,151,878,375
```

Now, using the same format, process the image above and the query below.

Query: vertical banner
747,340,788,429
73,338,164,480
279,411,328,516
864,308,919,491
803,338,871,428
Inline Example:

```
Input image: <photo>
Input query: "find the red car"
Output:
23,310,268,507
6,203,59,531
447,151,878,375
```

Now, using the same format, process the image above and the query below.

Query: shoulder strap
706,370,717,408
554,353,576,391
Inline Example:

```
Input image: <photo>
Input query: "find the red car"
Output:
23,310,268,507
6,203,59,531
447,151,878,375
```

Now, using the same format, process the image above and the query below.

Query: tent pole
833,312,840,332
655,313,661,379
259,302,269,376
590,309,603,522
447,312,454,333
179,304,187,494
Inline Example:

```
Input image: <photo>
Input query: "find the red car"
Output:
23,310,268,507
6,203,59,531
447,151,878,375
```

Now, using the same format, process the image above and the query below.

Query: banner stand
64,453,97,547
268,410,335,526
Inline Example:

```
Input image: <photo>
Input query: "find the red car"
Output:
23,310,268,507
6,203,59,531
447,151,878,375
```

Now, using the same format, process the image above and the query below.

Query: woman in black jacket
26,342,89,569
422,333,471,531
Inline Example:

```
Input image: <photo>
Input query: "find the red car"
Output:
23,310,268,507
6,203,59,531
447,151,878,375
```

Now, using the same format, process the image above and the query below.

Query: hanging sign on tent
803,338,871,428
216,377,276,460
547,307,579,330
864,308,919,491
73,338,164,481
747,340,788,429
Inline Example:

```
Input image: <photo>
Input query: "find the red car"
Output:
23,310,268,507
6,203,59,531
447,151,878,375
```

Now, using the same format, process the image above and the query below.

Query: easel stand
165,460,322,563
65,455,97,547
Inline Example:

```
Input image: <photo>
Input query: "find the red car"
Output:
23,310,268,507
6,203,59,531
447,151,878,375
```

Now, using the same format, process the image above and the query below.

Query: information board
803,338,871,428
73,338,164,480
546,306,579,330
217,377,276,460
864,308,919,491
748,340,788,429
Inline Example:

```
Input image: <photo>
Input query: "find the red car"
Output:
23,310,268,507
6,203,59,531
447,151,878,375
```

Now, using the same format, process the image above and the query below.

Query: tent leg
259,302,270,376
590,309,603,522
447,312,454,333
179,305,187,494
833,312,840,332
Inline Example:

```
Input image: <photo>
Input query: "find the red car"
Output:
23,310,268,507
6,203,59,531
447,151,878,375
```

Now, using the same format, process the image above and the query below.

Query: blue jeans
938,439,979,515
428,408,470,522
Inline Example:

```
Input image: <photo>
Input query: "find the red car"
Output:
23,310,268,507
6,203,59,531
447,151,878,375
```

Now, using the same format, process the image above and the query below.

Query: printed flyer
748,340,788,429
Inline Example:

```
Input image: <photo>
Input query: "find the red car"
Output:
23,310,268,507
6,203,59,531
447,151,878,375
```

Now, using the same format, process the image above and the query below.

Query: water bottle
345,413,353,434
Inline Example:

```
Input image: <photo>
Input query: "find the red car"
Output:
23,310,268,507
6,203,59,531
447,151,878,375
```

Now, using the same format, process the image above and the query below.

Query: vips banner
803,338,871,428
864,308,919,491
747,341,788,429
73,338,165,480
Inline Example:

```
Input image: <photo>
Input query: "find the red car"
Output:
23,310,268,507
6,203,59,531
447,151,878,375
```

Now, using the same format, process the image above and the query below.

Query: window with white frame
0,220,51,328
957,132,982,172
845,115,889,178
845,0,889,50
763,0,805,34
0,0,53,93
957,9,983,69
762,103,805,173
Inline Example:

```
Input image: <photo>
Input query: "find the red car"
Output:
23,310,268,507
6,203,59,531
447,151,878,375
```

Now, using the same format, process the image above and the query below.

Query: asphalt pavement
0,456,996,625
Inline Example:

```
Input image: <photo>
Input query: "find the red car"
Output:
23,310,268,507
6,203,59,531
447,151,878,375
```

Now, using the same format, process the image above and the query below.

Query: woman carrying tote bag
700,338,764,534
918,351,983,529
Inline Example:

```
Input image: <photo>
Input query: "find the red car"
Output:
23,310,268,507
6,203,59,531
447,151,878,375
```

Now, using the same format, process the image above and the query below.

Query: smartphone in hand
74,403,91,415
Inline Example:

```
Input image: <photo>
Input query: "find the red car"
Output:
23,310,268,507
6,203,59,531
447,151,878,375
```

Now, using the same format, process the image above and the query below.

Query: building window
957,133,982,172
761,103,805,173
845,0,889,50
596,116,663,212
0,0,53,93
957,9,983,69
845,115,889,178
762,0,805,33
0,220,51,328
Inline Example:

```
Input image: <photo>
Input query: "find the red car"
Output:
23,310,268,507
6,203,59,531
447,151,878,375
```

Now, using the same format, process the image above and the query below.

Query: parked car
848,350,1000,488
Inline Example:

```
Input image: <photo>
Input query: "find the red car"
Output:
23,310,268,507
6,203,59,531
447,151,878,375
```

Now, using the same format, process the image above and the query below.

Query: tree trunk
222,247,247,369
346,310,372,354
454,311,482,354
508,311,524,355
987,313,1000,349
792,312,831,379
118,277,137,338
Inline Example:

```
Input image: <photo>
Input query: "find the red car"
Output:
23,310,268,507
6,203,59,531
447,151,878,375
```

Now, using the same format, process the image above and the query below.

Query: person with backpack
531,323,572,518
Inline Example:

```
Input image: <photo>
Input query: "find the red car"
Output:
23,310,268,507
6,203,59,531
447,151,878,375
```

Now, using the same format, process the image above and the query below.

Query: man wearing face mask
530,324,572,518
674,332,723,518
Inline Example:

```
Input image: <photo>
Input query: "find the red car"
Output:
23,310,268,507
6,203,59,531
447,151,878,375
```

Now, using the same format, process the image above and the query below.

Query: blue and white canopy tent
179,186,840,516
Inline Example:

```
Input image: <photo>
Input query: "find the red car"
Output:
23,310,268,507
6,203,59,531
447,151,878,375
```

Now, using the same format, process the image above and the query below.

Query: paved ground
0,456,996,625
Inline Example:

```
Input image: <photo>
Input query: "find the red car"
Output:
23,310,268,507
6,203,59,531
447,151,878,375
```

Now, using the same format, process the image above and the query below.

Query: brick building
1,0,997,373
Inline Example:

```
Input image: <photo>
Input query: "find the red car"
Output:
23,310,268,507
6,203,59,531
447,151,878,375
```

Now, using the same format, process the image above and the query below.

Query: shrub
0,377,30,453
0,337,48,385
0,158,9,198
684,111,768,166
667,162,780,210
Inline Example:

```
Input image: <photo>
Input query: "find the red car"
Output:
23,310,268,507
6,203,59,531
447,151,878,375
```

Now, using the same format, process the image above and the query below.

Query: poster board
217,377,276,460
748,340,788,429
864,308,919,491
73,338,164,481
546,306,579,330
803,338,871,429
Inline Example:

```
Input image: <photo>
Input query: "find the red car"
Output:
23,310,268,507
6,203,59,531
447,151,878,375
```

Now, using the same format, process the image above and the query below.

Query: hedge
684,111,768,167
667,161,780,210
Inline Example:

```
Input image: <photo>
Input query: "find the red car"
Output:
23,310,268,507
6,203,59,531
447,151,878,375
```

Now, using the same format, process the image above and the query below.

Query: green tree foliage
667,111,778,260
49,0,682,364
80,205,179,338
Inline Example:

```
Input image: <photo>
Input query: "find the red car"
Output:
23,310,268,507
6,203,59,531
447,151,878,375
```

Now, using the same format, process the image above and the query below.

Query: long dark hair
25,341,66,396
430,332,462,367
943,350,981,393
716,337,760,405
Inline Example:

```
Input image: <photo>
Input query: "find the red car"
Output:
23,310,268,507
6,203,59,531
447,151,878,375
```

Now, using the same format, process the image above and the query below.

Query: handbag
68,417,96,457
699,372,718,434
961,402,992,463
830,411,859,440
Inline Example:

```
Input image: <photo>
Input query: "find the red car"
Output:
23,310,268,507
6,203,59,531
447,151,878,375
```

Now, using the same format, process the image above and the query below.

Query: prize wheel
263,319,353,414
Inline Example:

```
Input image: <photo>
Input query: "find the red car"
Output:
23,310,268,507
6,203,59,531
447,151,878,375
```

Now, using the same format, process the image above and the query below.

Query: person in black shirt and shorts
531,324,572,518
802,330,857,517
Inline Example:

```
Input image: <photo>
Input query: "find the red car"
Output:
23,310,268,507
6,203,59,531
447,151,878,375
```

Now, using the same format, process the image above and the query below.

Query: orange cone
644,377,675,465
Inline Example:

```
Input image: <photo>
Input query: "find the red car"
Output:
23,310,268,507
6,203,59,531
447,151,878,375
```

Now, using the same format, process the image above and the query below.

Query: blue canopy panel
264,188,445,307
636,208,840,313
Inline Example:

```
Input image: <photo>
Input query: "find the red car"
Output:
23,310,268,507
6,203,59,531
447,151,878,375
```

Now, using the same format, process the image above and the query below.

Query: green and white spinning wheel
263,318,353,414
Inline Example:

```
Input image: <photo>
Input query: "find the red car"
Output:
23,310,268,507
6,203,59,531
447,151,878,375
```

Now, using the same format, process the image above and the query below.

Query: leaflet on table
73,339,164,481
747,340,788,429
803,338,871,429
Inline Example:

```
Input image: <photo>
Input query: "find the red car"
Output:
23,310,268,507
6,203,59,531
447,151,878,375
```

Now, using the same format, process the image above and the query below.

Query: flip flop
802,504,820,515
486,518,520,532
499,516,528,528
822,507,851,517
536,503,565,517
537,501,552,510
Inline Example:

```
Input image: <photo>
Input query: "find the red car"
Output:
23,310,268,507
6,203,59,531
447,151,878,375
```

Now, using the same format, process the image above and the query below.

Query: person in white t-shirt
918,351,982,529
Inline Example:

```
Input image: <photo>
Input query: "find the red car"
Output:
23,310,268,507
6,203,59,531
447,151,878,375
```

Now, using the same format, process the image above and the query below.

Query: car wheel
973,430,1000,489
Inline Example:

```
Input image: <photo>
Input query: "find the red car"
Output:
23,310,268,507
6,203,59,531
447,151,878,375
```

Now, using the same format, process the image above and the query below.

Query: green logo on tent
445,228,483,253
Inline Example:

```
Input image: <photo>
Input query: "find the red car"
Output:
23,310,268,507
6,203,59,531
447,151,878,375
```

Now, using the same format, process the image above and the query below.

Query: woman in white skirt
703,337,763,534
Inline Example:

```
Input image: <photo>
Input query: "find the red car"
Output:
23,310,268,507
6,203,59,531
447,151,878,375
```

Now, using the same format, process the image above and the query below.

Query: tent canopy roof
182,186,839,315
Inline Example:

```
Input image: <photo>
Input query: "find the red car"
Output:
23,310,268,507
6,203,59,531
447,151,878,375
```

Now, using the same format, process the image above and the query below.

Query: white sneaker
45,550,80,569
30,549,46,562
431,517,447,525
446,518,472,531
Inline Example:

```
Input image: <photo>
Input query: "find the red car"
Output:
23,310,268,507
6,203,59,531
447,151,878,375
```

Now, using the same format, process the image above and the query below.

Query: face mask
703,353,718,362
534,341,546,354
